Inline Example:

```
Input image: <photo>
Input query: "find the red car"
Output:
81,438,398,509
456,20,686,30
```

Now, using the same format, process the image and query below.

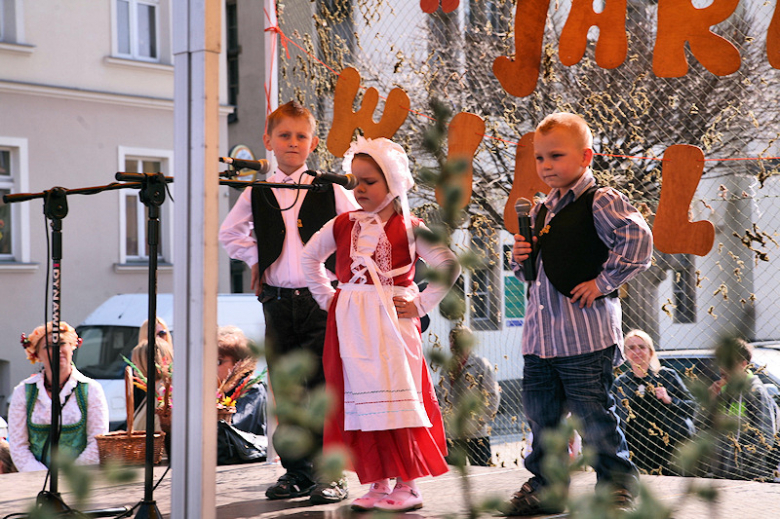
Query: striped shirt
513,171,653,361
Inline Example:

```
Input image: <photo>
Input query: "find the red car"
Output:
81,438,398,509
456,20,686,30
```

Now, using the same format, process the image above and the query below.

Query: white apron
336,214,429,432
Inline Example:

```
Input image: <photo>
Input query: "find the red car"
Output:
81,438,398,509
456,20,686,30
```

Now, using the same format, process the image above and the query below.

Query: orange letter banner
493,0,550,98
436,112,484,210
653,0,741,78
327,67,410,157
503,132,550,234
653,145,714,257
559,0,627,69
769,0,780,69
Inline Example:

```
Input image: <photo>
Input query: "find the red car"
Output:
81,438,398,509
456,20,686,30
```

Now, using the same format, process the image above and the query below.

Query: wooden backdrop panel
653,144,714,256
503,132,550,234
327,67,410,157
559,0,627,69
435,112,484,210
653,0,741,77
493,0,549,98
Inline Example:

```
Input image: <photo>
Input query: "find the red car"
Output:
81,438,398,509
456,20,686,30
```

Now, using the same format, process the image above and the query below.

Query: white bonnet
342,136,414,197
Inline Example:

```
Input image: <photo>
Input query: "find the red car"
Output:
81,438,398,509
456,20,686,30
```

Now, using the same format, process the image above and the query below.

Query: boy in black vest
502,113,653,516
219,101,358,503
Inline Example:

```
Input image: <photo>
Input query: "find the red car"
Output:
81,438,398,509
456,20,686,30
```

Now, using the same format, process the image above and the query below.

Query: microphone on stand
219,156,272,174
515,197,537,282
305,170,359,190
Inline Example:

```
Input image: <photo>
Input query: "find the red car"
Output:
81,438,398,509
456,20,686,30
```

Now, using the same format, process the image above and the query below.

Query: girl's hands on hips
570,279,603,308
394,296,419,319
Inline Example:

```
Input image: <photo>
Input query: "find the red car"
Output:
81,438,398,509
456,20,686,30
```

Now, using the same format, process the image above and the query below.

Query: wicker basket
95,366,166,465
96,430,166,465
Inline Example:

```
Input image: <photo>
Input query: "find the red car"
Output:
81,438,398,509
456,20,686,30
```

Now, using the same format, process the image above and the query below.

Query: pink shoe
374,483,423,512
351,482,391,511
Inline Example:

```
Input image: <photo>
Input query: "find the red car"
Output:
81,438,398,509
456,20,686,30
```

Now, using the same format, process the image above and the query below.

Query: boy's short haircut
715,337,753,370
732,338,753,363
218,325,252,362
266,100,316,137
536,112,593,149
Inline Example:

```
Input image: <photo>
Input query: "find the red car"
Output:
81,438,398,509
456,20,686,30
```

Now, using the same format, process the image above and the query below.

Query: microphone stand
113,172,171,519
2,170,319,518
3,185,134,518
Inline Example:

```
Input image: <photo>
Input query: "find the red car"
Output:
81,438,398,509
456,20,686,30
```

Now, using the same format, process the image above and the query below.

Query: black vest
251,184,337,284
535,186,617,299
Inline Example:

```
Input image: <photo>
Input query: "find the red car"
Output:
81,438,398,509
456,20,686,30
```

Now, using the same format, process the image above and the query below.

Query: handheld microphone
219,156,272,174
305,170,359,190
515,197,537,282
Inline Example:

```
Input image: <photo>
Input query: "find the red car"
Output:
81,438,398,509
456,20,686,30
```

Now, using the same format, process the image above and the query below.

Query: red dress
321,212,448,483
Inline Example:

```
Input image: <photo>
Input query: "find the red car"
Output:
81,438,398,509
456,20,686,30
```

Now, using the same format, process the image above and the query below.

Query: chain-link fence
273,0,780,482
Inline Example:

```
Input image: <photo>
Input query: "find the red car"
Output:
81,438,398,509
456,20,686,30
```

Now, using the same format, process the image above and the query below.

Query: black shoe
498,481,565,516
309,475,349,504
265,473,316,500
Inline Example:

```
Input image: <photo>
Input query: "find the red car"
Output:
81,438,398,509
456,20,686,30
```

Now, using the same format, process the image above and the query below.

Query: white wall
0,0,232,417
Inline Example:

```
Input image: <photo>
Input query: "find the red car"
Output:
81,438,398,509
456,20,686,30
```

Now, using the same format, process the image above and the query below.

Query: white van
74,293,265,429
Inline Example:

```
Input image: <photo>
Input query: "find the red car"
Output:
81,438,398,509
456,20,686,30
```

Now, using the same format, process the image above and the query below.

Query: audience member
437,325,500,467
129,337,173,433
8,321,109,471
217,325,267,436
1,438,18,473
708,338,778,480
613,330,696,475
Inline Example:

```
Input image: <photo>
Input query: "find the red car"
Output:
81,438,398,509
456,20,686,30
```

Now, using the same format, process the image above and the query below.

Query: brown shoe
612,488,636,513
498,481,566,516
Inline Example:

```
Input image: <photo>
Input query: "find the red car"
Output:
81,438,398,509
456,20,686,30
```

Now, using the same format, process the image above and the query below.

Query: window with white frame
469,232,501,331
115,0,159,61
0,137,30,264
118,147,173,264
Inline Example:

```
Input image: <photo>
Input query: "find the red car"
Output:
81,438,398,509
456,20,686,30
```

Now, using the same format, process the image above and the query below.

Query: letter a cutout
653,145,714,256
327,67,410,157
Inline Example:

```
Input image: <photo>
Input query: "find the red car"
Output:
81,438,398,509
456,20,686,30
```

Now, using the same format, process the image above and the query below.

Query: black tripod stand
112,171,171,519
3,187,129,518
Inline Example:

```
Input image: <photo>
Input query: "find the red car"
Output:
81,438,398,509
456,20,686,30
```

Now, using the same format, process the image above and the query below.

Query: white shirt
8,368,109,472
218,165,359,288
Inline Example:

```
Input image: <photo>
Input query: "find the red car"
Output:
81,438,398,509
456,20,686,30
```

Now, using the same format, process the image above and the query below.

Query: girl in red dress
302,136,459,512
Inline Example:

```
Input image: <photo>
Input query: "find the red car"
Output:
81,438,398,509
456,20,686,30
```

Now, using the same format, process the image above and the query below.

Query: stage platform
1,461,778,518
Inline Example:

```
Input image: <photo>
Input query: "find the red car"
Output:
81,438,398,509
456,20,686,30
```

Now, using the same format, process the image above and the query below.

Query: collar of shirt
542,169,595,214
33,367,89,403
267,166,314,185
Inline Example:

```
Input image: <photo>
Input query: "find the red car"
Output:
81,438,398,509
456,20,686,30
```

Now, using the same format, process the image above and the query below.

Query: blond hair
131,337,174,379
536,112,593,149
22,321,80,364
266,100,316,137
138,317,171,345
625,329,661,375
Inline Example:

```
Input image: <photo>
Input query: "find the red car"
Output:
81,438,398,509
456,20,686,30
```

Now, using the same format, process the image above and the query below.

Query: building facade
0,0,234,415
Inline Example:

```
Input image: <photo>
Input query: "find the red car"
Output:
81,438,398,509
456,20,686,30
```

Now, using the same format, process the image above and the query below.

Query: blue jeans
522,346,637,492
